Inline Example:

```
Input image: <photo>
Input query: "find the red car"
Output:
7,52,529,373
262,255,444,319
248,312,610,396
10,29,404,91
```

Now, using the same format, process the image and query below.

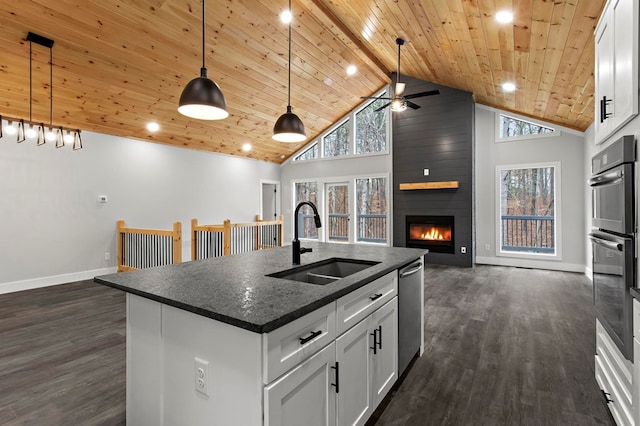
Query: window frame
494,112,560,143
494,162,562,261
293,142,319,161
290,88,391,163
291,173,390,246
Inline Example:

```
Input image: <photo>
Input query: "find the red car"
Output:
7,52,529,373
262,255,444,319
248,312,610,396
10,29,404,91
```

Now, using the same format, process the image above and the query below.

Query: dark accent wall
392,74,474,267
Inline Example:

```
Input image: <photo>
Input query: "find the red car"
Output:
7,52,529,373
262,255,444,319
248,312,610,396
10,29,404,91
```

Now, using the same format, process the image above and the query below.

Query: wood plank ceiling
0,0,605,164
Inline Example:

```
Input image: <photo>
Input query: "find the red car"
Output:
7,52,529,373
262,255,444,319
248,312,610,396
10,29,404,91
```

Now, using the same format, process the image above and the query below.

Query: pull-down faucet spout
293,201,322,264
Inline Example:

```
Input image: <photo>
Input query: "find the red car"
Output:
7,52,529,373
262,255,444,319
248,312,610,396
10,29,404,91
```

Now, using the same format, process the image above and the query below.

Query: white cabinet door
594,0,639,144
336,316,372,426
595,11,614,142
371,298,398,408
612,0,638,131
264,342,337,426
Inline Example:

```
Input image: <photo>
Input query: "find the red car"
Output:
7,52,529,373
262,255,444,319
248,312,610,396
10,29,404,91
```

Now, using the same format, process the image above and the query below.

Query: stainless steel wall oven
589,135,636,360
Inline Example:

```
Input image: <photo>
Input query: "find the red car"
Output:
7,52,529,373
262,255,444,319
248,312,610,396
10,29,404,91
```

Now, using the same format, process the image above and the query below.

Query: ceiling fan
362,38,440,112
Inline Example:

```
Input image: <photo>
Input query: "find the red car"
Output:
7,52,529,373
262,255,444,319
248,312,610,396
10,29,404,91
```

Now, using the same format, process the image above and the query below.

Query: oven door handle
589,233,623,251
588,170,623,187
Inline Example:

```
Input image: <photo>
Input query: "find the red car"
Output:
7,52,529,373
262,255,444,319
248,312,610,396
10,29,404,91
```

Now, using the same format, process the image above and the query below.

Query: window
291,90,389,162
294,182,319,239
322,120,349,157
355,98,388,154
356,177,387,244
497,164,560,257
293,143,318,161
497,114,555,141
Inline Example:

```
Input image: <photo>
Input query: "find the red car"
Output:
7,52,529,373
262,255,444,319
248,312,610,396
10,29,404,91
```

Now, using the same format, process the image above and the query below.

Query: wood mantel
399,181,460,190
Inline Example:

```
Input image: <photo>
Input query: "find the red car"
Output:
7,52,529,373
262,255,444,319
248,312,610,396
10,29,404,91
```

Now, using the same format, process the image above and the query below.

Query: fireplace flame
421,229,447,240
410,225,452,242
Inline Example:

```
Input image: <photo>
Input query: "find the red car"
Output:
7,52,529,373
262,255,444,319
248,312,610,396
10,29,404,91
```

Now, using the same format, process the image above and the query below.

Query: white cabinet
336,297,398,426
371,297,398,407
336,315,372,426
264,342,337,426
594,0,639,144
596,320,634,426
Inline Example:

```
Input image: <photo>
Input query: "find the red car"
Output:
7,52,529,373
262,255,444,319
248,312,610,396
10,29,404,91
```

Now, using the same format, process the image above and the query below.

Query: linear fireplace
406,215,455,254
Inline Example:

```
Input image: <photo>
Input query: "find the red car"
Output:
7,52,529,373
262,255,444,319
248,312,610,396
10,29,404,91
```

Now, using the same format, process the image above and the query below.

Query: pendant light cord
202,0,206,70
49,46,53,126
287,0,292,107
29,40,32,121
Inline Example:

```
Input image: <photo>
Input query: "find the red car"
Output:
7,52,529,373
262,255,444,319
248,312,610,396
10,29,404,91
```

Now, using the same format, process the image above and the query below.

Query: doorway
260,180,280,221
326,182,350,243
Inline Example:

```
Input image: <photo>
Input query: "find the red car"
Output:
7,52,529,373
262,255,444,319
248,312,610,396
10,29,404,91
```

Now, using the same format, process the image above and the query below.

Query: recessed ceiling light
496,10,513,24
242,143,252,152
346,65,357,76
280,154,286,159
502,82,516,92
146,122,160,132
280,9,292,24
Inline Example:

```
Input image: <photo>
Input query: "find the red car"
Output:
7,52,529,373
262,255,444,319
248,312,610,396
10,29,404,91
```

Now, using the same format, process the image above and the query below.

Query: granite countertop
94,242,426,333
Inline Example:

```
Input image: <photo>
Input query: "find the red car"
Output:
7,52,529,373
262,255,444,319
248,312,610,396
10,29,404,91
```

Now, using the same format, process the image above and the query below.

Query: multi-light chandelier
0,32,82,150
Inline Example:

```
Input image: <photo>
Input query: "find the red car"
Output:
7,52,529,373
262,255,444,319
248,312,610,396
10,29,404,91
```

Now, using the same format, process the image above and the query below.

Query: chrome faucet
293,201,322,264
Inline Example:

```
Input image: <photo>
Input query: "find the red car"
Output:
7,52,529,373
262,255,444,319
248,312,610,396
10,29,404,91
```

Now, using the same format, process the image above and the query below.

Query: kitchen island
95,242,426,426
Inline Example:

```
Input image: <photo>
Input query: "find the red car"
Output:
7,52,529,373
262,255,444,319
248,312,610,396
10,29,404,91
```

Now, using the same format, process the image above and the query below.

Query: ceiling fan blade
395,82,406,96
374,102,391,112
360,96,392,100
404,89,441,100
406,101,421,110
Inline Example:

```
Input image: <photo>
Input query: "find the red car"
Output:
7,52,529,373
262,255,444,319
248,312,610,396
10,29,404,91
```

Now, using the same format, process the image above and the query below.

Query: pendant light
273,0,306,143
178,0,228,120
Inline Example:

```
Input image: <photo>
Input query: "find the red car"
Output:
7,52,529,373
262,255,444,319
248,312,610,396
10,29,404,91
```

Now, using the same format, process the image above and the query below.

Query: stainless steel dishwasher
398,259,424,375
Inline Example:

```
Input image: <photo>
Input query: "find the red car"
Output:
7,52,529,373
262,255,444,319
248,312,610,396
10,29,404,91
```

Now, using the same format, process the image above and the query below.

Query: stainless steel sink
268,258,380,285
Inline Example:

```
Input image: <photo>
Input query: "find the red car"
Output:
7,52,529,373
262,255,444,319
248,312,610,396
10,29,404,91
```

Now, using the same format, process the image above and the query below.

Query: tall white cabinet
594,0,639,145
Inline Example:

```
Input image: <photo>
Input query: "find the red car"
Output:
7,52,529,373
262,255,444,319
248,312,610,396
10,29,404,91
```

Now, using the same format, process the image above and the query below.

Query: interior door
326,183,350,243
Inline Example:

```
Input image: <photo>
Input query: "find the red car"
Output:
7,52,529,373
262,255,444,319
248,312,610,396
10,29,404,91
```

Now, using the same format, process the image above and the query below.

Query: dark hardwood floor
369,265,615,426
0,265,615,425
0,280,126,425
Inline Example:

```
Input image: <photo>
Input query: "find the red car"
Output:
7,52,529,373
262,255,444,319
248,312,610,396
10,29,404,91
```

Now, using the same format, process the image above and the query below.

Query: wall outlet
423,168,430,176
461,246,467,254
484,243,490,251
105,252,111,261
195,357,209,396
98,195,108,203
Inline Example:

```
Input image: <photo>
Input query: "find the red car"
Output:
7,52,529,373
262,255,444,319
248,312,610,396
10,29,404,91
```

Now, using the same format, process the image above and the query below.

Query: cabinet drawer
263,302,336,384
633,299,640,339
595,320,633,426
336,271,397,336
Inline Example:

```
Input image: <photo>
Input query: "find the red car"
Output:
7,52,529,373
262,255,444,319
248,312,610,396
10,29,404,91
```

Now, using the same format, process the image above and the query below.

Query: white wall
474,105,587,272
279,153,392,242
0,130,280,293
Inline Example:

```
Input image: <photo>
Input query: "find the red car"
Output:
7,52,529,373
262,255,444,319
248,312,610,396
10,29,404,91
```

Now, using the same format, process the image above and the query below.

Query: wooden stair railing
117,220,182,272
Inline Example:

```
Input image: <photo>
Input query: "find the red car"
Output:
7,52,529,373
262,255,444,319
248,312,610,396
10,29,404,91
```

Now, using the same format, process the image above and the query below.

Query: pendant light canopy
273,0,306,143
178,0,228,120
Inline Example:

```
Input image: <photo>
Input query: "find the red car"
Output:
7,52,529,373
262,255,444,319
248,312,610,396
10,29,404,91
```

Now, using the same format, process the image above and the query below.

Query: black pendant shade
273,105,306,143
178,67,228,120
177,0,228,120
273,0,306,143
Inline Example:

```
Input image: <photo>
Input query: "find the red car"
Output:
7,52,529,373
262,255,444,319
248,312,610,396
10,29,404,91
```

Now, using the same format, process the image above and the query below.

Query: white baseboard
0,267,118,295
475,256,585,273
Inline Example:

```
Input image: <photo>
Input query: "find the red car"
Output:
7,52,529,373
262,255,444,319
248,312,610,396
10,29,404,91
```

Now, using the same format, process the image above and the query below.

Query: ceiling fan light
178,68,229,120
391,99,407,112
273,106,307,143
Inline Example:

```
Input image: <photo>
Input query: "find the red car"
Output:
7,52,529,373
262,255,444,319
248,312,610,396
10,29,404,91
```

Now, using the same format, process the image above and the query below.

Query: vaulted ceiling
0,0,605,163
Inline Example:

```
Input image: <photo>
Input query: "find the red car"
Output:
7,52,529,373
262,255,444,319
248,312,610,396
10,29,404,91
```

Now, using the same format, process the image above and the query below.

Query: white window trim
291,173,391,246
494,112,560,143
293,142,319,161
290,87,391,163
494,162,562,261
